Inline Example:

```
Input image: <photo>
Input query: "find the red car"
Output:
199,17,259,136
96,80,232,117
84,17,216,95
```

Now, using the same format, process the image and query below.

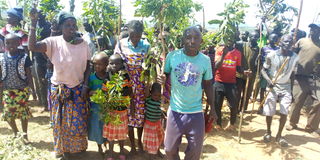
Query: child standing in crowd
88,53,109,154
103,54,132,160
143,82,165,159
0,33,36,143
261,35,298,147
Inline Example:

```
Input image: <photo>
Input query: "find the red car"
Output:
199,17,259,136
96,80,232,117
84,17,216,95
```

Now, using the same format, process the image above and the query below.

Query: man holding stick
286,23,320,137
261,35,298,147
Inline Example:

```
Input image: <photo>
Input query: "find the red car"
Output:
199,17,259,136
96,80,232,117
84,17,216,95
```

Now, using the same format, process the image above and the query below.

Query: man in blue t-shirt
162,26,217,160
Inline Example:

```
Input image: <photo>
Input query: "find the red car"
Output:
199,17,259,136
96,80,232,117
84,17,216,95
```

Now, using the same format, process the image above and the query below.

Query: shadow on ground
0,127,11,135
29,116,50,125
31,140,54,151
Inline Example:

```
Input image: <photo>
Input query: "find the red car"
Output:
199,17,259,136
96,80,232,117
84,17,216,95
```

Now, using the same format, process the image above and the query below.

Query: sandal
263,133,272,143
276,137,289,147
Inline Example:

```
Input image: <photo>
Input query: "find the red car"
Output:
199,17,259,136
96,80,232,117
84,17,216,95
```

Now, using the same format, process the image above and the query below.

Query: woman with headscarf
114,20,150,153
28,10,91,159
0,7,28,51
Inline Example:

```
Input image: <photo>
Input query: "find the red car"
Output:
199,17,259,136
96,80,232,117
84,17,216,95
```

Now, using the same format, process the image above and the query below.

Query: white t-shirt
263,50,298,92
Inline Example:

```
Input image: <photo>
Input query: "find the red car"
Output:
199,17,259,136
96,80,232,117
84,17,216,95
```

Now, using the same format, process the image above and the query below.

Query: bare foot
215,125,223,131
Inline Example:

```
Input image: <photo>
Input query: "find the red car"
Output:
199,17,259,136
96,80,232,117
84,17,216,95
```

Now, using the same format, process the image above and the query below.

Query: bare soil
0,101,319,160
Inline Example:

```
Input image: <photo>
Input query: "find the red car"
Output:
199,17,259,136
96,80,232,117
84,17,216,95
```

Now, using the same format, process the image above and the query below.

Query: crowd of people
0,6,319,160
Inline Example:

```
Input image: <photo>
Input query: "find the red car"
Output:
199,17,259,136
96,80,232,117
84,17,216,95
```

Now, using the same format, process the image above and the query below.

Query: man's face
279,36,293,52
183,28,202,56
249,32,259,46
268,34,279,44
83,22,93,32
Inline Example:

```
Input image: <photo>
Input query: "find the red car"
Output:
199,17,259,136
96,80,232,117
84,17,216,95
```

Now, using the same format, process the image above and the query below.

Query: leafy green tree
0,0,8,27
82,0,119,37
208,0,248,45
134,0,202,83
38,0,63,22
134,0,202,53
258,0,298,34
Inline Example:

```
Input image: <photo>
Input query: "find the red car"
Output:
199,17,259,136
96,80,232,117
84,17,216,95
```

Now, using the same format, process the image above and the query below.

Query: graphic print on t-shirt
223,59,237,68
174,62,200,87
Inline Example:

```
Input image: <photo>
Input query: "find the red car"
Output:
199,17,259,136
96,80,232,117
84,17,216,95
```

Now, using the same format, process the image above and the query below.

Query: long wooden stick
118,0,122,36
293,0,303,43
250,21,263,117
202,7,205,32
238,77,250,143
258,57,289,109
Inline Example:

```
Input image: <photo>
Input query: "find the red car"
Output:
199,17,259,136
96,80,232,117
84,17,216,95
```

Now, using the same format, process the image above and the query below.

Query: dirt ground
0,101,319,160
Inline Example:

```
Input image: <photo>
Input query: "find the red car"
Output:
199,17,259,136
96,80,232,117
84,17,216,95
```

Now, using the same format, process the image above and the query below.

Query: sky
5,0,320,32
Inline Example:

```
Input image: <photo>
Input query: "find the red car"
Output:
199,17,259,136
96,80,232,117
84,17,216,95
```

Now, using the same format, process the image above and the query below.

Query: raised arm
28,8,47,53
215,46,228,69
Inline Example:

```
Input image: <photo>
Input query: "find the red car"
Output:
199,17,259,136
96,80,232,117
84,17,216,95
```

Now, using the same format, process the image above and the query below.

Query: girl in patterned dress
0,33,36,143
88,53,109,154
114,20,150,153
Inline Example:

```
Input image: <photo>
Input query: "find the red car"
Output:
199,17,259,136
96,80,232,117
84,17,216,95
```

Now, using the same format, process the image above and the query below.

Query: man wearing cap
286,23,320,137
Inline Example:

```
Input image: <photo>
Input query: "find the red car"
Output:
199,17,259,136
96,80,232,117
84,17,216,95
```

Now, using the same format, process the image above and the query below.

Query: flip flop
276,137,289,147
263,133,272,143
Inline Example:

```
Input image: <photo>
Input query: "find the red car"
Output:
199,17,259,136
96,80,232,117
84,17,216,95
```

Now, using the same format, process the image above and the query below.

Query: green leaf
208,19,222,24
